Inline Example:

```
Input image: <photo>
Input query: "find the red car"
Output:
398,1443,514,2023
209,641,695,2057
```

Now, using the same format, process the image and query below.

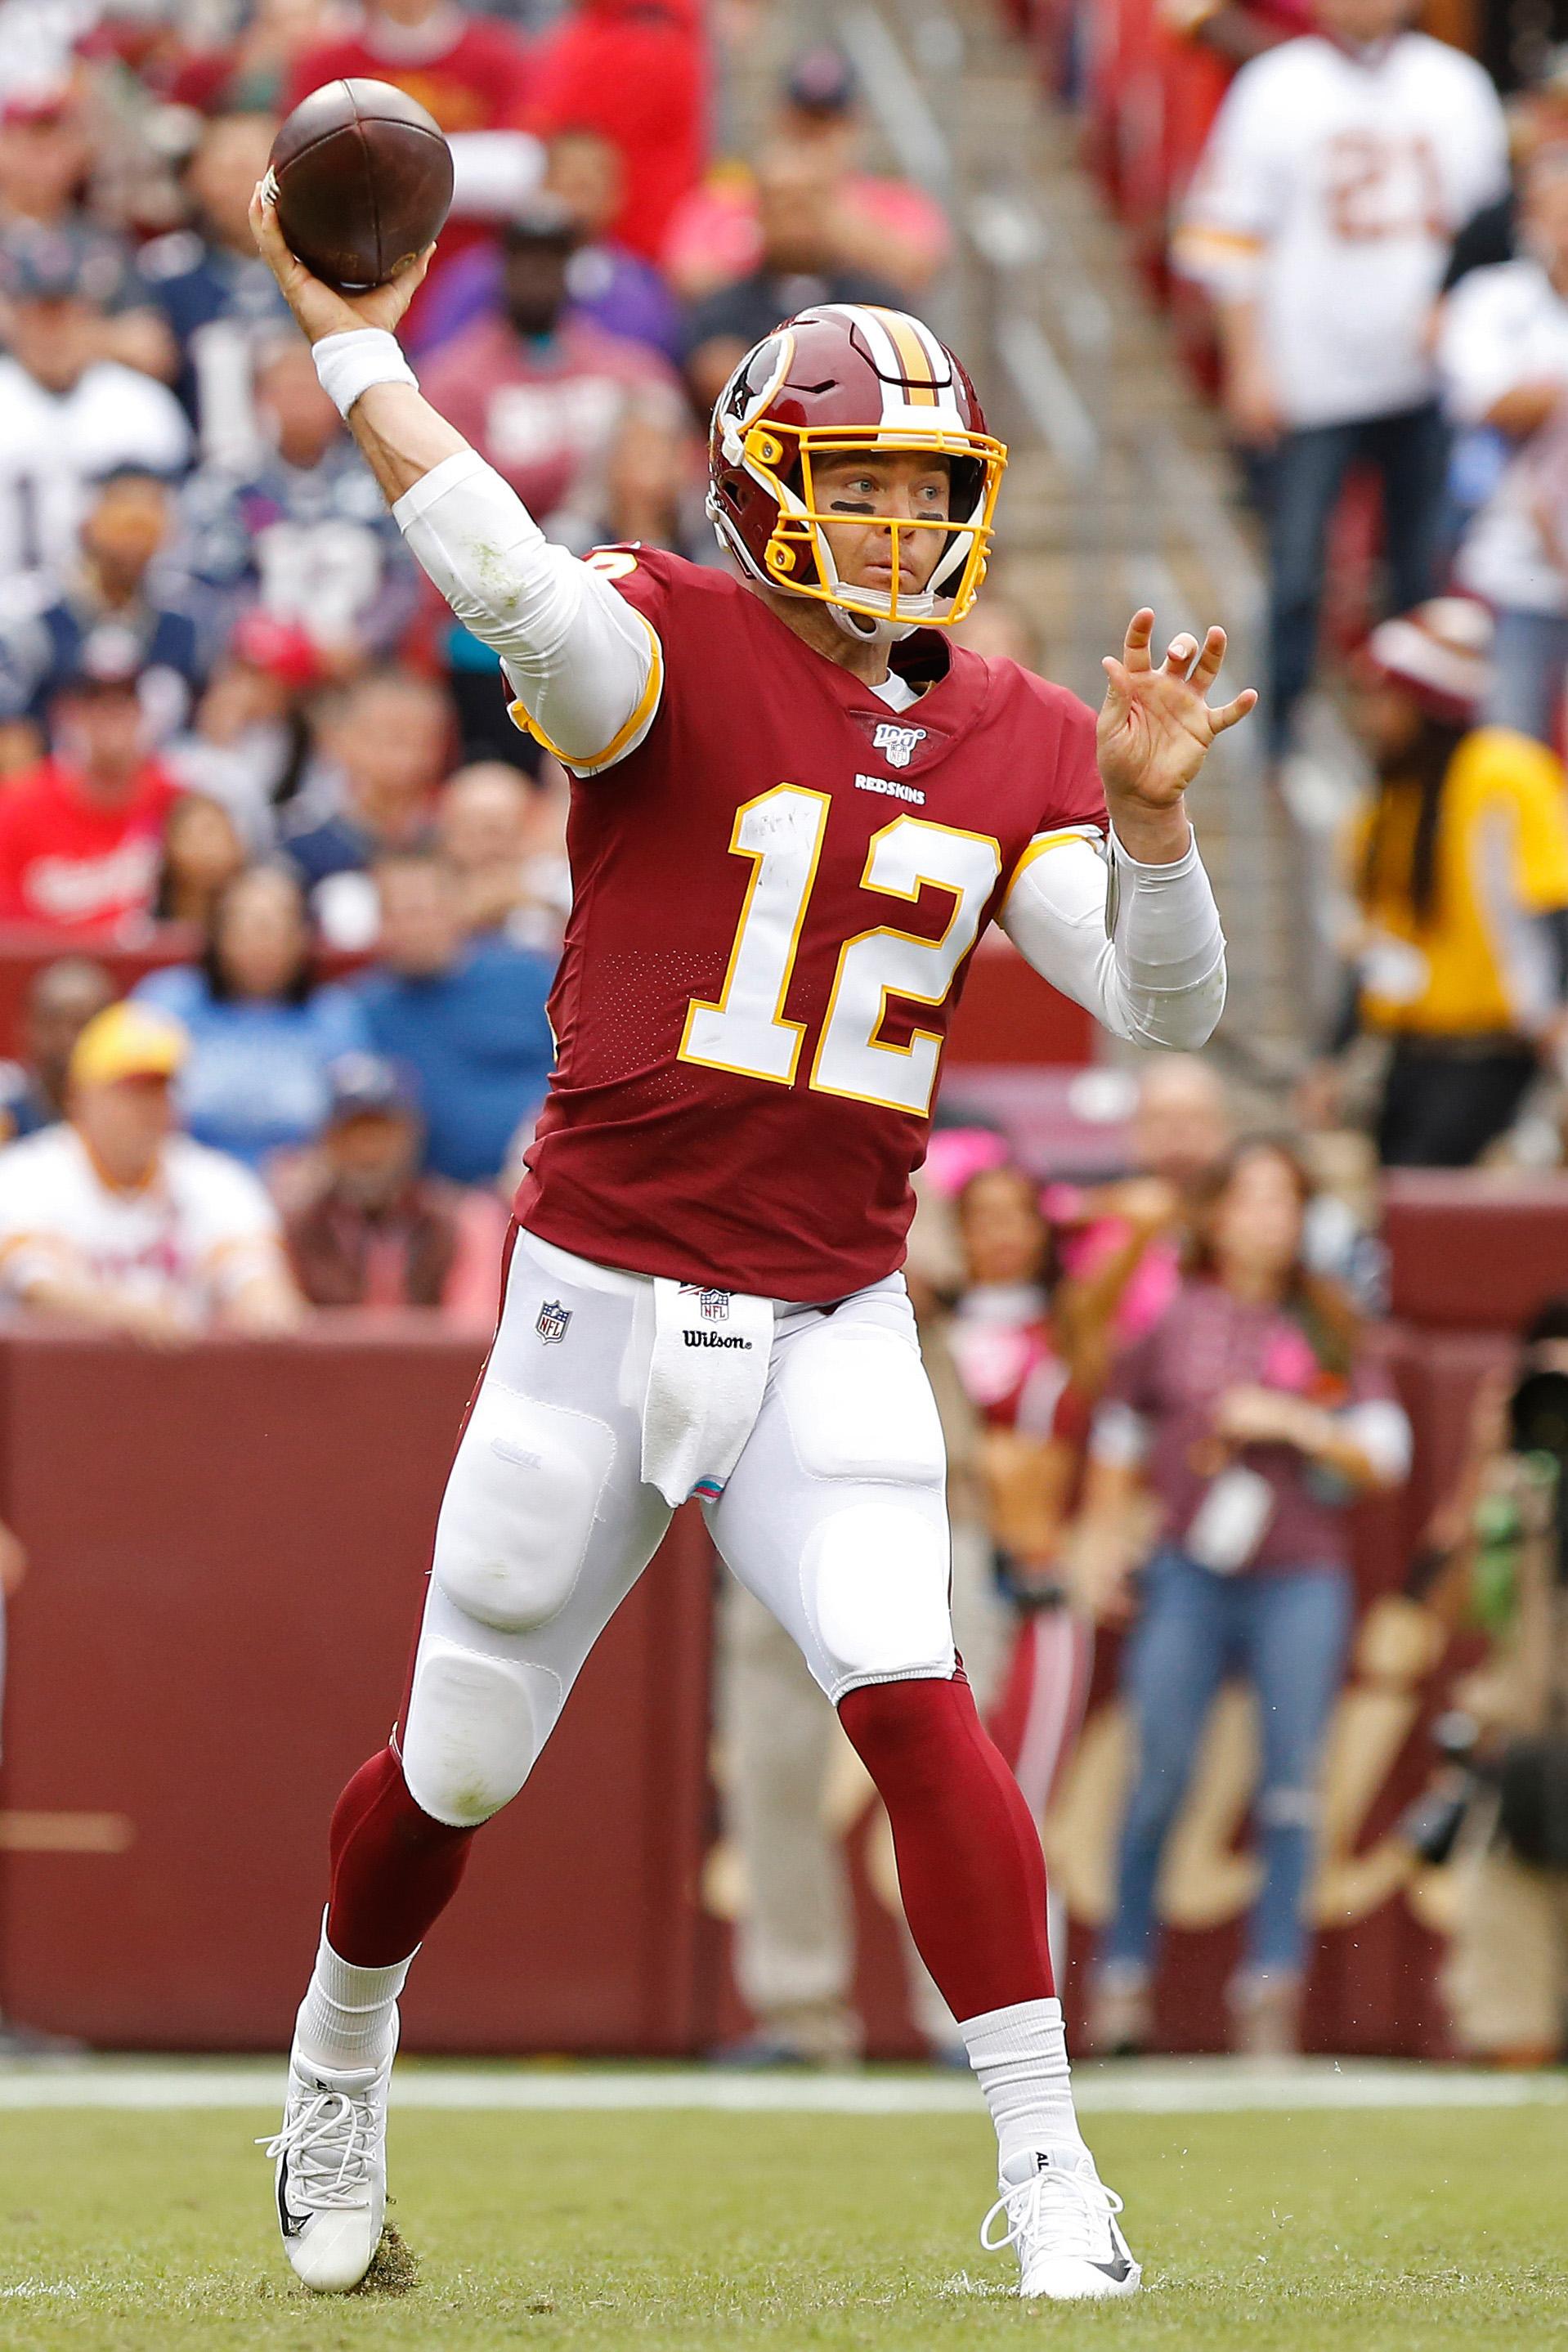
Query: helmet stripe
865,307,940,407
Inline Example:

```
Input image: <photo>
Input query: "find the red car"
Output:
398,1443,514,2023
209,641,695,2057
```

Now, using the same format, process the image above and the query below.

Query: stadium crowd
0,0,1566,2072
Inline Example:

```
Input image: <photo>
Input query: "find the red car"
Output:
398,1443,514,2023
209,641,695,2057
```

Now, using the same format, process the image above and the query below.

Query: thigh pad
780,1322,946,1490
432,1386,616,1634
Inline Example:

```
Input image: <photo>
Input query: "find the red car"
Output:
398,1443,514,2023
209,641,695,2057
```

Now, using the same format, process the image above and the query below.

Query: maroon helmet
706,302,1007,634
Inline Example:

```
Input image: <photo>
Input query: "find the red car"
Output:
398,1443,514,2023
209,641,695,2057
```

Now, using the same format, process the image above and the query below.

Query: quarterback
251,186,1251,2302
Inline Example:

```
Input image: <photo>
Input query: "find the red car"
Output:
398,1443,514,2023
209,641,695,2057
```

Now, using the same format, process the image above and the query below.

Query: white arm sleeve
999,828,1227,1050
392,448,661,774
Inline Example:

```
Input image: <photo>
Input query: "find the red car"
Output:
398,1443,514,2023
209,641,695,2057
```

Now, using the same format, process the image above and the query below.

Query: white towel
640,1278,773,1507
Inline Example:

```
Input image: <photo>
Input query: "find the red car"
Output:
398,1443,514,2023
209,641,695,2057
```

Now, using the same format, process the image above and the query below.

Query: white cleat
980,2145,1142,2301
261,2018,396,2292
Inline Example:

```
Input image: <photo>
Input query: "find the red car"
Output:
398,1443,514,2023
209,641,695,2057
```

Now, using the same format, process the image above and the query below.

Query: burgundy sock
325,1745,477,1967
838,1674,1055,2018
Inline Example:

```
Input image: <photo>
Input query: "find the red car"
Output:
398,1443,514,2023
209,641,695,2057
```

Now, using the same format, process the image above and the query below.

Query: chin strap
826,602,918,648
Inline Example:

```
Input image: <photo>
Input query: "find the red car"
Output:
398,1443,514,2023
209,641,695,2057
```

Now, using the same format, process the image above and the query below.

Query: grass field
2,2094,1566,2350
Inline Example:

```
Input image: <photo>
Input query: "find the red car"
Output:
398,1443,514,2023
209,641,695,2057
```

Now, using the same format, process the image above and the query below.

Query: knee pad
432,1387,616,1634
781,1326,946,1488
401,1638,562,1826
807,1503,955,1691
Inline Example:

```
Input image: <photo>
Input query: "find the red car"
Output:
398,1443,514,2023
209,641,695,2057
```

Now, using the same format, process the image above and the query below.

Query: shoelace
979,2164,1123,2263
258,2087,380,2211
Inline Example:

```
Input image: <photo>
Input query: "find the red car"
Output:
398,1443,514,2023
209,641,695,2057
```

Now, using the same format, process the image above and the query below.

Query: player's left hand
1097,610,1257,856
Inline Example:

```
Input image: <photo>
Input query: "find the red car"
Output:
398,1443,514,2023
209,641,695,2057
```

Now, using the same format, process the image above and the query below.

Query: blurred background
1,0,1567,2082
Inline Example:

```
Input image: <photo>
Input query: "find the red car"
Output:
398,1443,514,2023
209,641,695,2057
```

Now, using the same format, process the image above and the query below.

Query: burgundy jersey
513,550,1107,1299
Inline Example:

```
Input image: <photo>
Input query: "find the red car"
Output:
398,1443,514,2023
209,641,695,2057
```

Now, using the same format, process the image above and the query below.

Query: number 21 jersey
513,548,1107,1301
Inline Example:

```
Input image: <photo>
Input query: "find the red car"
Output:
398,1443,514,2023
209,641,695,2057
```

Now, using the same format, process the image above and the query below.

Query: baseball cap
325,1053,420,1126
228,608,322,692
1363,598,1493,724
69,1003,189,1089
785,44,858,116
1,223,114,305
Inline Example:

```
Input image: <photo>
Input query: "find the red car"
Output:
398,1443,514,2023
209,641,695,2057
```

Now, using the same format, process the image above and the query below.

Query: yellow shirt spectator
1351,725,1568,1037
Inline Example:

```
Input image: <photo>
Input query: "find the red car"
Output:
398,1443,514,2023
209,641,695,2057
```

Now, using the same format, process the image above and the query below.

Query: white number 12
679,784,1001,1115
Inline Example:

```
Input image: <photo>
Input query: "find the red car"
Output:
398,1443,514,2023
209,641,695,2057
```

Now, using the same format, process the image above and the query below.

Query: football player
250,186,1252,2303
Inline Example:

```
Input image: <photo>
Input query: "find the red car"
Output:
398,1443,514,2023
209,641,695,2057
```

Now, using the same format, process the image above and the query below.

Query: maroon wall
0,1324,715,2053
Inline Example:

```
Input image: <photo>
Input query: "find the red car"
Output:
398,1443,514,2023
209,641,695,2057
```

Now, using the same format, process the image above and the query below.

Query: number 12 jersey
513,549,1107,1301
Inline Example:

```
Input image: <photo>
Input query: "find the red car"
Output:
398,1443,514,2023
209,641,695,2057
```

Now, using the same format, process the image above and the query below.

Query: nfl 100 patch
871,720,926,770
535,1298,572,1344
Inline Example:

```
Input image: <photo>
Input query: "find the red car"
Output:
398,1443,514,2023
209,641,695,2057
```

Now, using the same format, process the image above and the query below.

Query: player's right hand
250,182,433,346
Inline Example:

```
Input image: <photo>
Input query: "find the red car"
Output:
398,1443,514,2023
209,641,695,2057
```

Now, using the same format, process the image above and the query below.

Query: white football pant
400,1225,959,1830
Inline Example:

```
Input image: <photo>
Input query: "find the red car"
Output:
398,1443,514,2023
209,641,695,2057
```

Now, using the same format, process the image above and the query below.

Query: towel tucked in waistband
640,1277,773,1508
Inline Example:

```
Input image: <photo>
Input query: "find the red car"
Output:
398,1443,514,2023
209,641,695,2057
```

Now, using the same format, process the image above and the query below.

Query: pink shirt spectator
418,314,682,536
1100,1278,1400,1575
661,171,952,300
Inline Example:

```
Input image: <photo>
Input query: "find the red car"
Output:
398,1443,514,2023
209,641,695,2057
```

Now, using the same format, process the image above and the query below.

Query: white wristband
311,328,417,420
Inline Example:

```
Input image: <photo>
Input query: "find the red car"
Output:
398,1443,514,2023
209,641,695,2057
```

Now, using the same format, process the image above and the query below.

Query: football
266,78,454,293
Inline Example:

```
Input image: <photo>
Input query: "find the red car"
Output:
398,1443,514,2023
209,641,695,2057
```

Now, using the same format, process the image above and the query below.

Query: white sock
961,1996,1089,2175
293,1916,414,2073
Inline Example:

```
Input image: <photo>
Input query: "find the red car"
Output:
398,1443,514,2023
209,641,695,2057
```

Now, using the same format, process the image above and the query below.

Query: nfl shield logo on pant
535,1299,571,1344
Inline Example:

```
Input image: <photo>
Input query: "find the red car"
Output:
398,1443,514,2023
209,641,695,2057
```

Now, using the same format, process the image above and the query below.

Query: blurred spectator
0,230,191,582
683,145,903,414
1077,1139,1411,2058
283,1052,507,1315
0,467,202,766
418,195,684,750
284,0,540,326
134,863,370,1170
0,89,176,383
419,195,685,548
949,1165,1093,1977
137,111,291,467
167,0,334,117
1440,146,1568,741
0,643,180,932
151,791,247,925
284,669,453,945
181,334,419,669
437,760,569,949
165,608,320,849
950,580,1043,669
416,128,685,365
664,45,951,302
949,1166,1080,1574
353,849,555,1183
1055,1055,1235,1394
526,0,706,266
1175,0,1508,755
0,1000,302,1336
1164,0,1310,64
1445,53,1568,289
1315,600,1568,1164
0,953,114,1140
1413,1301,1568,2063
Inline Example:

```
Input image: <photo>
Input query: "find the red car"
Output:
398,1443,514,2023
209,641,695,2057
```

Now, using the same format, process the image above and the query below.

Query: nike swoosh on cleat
1089,2254,1134,2281
276,2152,307,2239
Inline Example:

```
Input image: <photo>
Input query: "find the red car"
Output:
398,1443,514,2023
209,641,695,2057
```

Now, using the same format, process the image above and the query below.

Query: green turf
1,2104,1565,2350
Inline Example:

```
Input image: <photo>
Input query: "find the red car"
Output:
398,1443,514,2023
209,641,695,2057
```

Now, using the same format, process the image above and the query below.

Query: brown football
267,78,454,293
